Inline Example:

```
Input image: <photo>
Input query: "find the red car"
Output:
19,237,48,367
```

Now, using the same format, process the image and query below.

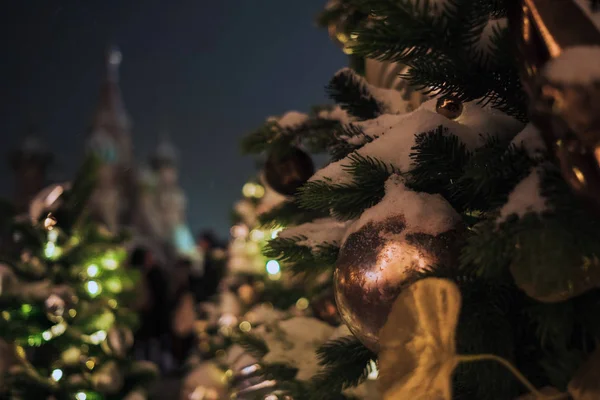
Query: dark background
0,0,346,237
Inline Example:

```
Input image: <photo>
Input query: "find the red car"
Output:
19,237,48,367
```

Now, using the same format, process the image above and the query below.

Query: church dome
150,135,178,169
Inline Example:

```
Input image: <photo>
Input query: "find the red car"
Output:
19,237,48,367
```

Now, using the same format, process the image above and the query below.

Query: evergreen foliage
236,0,600,398
0,156,156,400
299,154,398,219
327,69,385,120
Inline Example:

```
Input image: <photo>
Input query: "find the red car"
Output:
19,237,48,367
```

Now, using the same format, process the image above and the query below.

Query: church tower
149,135,201,268
86,46,136,232
9,127,53,213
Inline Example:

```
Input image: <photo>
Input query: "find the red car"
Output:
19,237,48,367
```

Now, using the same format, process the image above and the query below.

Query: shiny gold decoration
509,0,600,206
334,216,462,351
435,97,463,120
568,347,600,400
378,279,461,400
264,148,314,196
310,290,340,326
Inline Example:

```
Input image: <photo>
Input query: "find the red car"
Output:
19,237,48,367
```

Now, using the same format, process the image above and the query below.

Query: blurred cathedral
8,47,201,269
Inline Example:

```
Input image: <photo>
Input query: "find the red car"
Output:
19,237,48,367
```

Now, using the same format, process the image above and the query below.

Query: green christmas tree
235,1,600,399
0,157,157,400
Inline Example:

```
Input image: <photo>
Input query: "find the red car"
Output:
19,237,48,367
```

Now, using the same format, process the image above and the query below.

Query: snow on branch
277,218,351,251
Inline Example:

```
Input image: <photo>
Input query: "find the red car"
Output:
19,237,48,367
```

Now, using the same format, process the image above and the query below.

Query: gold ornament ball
435,97,463,120
334,216,463,352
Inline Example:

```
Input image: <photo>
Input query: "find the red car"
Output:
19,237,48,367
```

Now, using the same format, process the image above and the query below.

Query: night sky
0,0,346,238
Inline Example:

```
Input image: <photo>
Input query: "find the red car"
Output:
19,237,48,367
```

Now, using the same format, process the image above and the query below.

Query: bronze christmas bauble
508,0,600,208
435,97,463,120
334,216,462,352
264,148,314,196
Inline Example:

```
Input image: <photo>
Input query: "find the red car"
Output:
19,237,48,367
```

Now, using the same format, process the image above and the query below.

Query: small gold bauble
334,216,462,352
435,97,463,119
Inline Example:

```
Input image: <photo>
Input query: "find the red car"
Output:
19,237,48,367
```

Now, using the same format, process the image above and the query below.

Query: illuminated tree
0,157,156,400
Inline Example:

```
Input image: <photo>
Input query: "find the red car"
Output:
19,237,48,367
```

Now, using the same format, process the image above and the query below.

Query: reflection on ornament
435,97,463,120
264,148,314,196
75,392,87,400
334,216,462,351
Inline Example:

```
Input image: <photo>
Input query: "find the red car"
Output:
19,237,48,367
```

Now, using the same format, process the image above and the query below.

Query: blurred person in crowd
170,258,196,366
130,247,171,371
194,230,225,302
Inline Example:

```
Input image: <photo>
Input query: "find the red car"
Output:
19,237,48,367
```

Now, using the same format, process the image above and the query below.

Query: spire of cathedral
87,46,132,164
150,132,179,169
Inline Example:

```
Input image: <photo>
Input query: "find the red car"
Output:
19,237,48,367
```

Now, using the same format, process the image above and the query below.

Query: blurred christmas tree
232,1,600,400
0,156,157,400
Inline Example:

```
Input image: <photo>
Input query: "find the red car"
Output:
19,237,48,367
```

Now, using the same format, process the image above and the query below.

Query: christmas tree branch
299,154,397,219
326,69,385,120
